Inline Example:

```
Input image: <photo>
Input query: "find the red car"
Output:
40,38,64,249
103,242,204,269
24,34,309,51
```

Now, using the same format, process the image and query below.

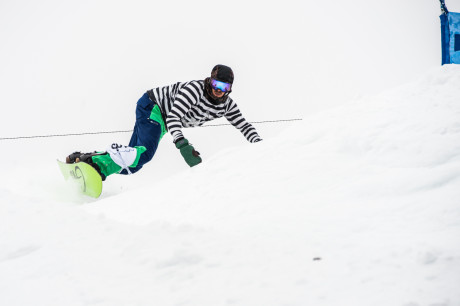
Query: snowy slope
1,65,460,306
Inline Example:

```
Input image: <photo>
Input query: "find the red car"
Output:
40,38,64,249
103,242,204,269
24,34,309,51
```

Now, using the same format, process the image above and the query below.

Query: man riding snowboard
66,65,262,180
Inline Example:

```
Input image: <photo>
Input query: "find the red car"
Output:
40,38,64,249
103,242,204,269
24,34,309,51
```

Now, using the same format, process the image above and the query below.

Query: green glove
175,138,202,167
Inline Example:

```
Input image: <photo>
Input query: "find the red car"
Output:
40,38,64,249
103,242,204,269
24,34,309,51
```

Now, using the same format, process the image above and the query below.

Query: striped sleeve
224,99,262,143
166,82,201,142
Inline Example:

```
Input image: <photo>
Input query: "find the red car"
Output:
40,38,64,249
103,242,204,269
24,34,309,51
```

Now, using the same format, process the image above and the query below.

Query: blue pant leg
120,93,162,175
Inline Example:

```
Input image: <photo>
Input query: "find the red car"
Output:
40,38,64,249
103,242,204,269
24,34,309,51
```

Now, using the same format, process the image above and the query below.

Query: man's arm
167,82,203,167
224,99,262,143
166,82,201,143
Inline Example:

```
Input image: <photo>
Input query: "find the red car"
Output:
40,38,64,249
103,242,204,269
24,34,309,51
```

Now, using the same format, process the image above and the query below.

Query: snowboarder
66,64,262,180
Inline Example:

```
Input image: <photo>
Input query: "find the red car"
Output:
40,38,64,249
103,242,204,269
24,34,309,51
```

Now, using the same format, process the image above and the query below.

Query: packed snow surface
1,65,460,306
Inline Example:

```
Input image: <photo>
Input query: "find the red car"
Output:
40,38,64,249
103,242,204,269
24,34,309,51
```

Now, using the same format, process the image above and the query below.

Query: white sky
0,0,458,139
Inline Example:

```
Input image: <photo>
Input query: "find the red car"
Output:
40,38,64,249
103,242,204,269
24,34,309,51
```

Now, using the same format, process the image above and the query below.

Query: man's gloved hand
175,138,202,167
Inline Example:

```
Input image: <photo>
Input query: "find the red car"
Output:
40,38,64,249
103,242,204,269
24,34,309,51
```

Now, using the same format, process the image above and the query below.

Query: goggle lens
211,79,232,93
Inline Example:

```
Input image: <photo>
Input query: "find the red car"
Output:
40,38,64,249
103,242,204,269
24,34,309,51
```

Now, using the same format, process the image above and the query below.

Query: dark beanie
211,65,234,84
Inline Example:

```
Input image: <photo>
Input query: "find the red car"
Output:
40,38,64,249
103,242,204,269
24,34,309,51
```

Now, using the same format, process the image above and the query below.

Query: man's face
212,88,225,98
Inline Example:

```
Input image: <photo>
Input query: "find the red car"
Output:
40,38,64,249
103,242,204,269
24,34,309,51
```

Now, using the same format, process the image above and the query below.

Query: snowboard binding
66,151,107,181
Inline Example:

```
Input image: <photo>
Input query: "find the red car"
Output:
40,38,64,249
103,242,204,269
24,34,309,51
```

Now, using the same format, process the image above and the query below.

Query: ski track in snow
1,66,460,306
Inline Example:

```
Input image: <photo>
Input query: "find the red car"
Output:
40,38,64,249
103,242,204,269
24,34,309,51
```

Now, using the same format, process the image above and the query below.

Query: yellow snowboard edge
57,160,103,198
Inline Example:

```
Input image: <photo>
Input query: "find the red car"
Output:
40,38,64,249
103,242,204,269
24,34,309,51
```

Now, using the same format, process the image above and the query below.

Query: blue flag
441,12,460,65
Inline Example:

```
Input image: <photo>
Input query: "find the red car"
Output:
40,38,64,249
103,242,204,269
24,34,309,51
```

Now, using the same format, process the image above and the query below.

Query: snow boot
65,151,108,181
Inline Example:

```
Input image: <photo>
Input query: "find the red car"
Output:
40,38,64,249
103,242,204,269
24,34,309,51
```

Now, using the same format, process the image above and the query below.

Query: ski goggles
210,79,232,92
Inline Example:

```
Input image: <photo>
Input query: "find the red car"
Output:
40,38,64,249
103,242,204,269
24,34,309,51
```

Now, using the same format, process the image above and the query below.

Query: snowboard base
57,160,103,198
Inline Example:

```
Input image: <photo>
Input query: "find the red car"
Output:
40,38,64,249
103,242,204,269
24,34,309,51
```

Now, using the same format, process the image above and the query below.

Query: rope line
0,118,302,141
203,118,303,127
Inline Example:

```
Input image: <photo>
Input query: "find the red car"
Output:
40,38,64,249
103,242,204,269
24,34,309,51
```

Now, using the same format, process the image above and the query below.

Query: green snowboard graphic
57,160,103,198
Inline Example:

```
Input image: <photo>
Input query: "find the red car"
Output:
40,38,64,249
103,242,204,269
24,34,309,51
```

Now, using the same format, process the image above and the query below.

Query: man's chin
212,93,224,99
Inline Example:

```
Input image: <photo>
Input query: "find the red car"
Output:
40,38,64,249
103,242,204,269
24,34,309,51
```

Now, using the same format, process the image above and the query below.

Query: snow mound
2,66,460,306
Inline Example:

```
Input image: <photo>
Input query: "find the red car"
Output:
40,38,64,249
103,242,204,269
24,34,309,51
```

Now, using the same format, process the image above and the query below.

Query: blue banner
441,12,460,65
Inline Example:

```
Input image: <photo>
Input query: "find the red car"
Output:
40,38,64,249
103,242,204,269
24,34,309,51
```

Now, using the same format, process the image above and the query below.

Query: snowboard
57,160,103,198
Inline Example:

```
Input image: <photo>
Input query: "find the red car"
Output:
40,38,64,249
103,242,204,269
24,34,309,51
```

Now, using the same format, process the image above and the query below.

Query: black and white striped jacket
147,80,262,143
